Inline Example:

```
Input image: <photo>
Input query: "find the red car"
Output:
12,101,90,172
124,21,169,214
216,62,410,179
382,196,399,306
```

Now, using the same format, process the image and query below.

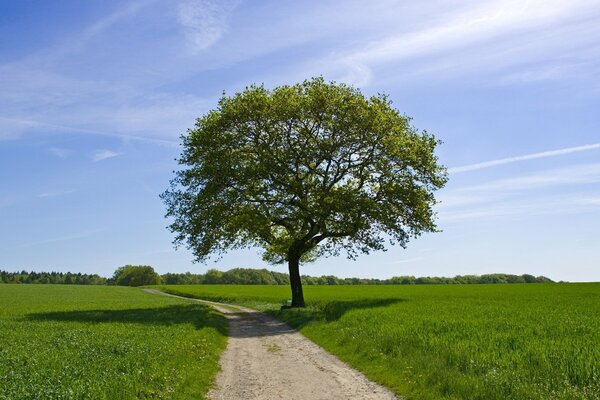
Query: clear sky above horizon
1,0,599,281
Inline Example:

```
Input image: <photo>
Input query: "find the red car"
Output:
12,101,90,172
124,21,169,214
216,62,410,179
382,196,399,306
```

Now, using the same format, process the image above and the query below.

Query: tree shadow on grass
270,298,406,329
26,304,227,335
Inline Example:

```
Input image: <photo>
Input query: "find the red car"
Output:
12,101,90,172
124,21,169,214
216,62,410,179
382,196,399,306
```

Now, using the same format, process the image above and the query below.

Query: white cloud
0,116,183,147
573,196,600,206
438,163,600,222
37,190,76,198
440,163,600,208
336,61,373,87
0,196,17,209
441,193,600,223
311,0,600,85
177,0,240,53
0,66,206,144
47,147,74,158
388,256,425,264
349,0,594,63
85,1,152,37
91,150,122,162
448,143,600,174
463,163,600,193
0,1,214,143
15,229,103,249
0,117,40,140
497,64,585,85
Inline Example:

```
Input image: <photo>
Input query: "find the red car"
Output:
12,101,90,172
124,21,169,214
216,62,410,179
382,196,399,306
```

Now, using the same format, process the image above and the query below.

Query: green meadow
0,285,226,400
2,283,598,400
157,283,600,400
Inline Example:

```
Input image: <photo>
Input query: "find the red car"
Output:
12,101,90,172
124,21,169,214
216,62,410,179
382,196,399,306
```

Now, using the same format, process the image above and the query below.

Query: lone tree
162,78,447,307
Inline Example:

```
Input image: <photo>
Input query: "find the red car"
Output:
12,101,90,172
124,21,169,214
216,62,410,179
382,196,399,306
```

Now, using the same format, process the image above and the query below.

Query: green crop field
156,283,600,400
0,285,227,400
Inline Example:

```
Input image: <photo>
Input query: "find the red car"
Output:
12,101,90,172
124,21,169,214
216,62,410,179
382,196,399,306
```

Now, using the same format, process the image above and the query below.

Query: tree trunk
288,251,305,307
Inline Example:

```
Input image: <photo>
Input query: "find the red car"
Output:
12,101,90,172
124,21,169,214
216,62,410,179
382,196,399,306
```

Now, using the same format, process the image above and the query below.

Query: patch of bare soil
144,289,400,400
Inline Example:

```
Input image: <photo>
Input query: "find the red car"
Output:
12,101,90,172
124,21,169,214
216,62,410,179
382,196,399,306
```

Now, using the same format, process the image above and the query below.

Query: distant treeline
163,269,554,285
162,268,290,285
1,268,554,285
363,274,554,285
162,268,553,285
0,270,107,285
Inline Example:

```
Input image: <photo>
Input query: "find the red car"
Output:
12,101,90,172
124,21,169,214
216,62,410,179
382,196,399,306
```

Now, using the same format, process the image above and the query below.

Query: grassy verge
0,285,227,400
155,283,600,400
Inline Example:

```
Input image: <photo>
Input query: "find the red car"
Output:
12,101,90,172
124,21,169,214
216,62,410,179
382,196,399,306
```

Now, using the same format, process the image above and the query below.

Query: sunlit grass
0,285,227,400
157,283,600,400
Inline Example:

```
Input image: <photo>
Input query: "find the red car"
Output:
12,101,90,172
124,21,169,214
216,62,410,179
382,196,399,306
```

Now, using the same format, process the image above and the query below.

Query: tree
112,265,161,286
203,268,223,284
162,78,447,307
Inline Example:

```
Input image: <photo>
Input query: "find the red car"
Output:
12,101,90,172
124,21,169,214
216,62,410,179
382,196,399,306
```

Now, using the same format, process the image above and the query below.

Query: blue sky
1,0,599,281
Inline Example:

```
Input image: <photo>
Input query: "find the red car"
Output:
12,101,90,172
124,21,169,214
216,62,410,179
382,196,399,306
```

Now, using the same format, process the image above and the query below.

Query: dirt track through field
144,289,399,400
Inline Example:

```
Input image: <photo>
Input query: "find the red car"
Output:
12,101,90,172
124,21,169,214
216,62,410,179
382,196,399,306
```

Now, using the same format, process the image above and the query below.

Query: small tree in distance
162,78,447,307
113,265,161,286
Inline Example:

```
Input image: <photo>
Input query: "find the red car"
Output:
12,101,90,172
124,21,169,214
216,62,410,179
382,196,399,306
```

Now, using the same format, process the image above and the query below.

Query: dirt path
144,289,400,400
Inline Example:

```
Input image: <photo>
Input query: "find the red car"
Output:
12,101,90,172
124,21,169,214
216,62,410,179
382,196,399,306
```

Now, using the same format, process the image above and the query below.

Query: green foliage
221,268,277,284
0,270,106,285
162,77,447,265
161,272,205,285
1,268,552,286
156,268,552,286
0,285,227,399
160,268,289,285
303,273,554,285
113,265,161,286
160,284,600,400
202,269,223,284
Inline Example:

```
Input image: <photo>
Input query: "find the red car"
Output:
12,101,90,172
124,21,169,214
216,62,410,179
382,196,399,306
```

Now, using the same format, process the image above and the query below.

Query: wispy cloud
442,163,600,205
0,117,40,140
91,150,122,162
496,63,589,85
0,1,214,143
85,1,153,38
0,196,17,209
0,70,208,143
441,193,600,223
17,118,181,147
574,196,600,206
48,1,154,57
177,0,240,53
15,229,103,249
37,190,76,198
448,143,600,174
352,0,593,61
388,256,425,265
313,0,600,85
47,147,74,158
468,163,600,192
438,163,600,222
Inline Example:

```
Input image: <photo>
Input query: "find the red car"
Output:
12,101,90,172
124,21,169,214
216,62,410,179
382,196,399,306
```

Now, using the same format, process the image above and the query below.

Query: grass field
0,285,227,400
156,283,600,400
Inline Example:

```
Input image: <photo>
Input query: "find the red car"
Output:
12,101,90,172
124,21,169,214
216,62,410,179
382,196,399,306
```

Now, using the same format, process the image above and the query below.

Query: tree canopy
162,77,447,306
112,265,161,286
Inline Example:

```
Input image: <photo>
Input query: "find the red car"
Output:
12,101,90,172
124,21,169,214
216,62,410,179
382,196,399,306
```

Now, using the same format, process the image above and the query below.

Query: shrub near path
0,285,227,400
157,283,600,400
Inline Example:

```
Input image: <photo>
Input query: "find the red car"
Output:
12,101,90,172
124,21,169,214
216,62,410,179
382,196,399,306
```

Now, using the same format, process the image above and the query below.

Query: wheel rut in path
144,289,400,400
